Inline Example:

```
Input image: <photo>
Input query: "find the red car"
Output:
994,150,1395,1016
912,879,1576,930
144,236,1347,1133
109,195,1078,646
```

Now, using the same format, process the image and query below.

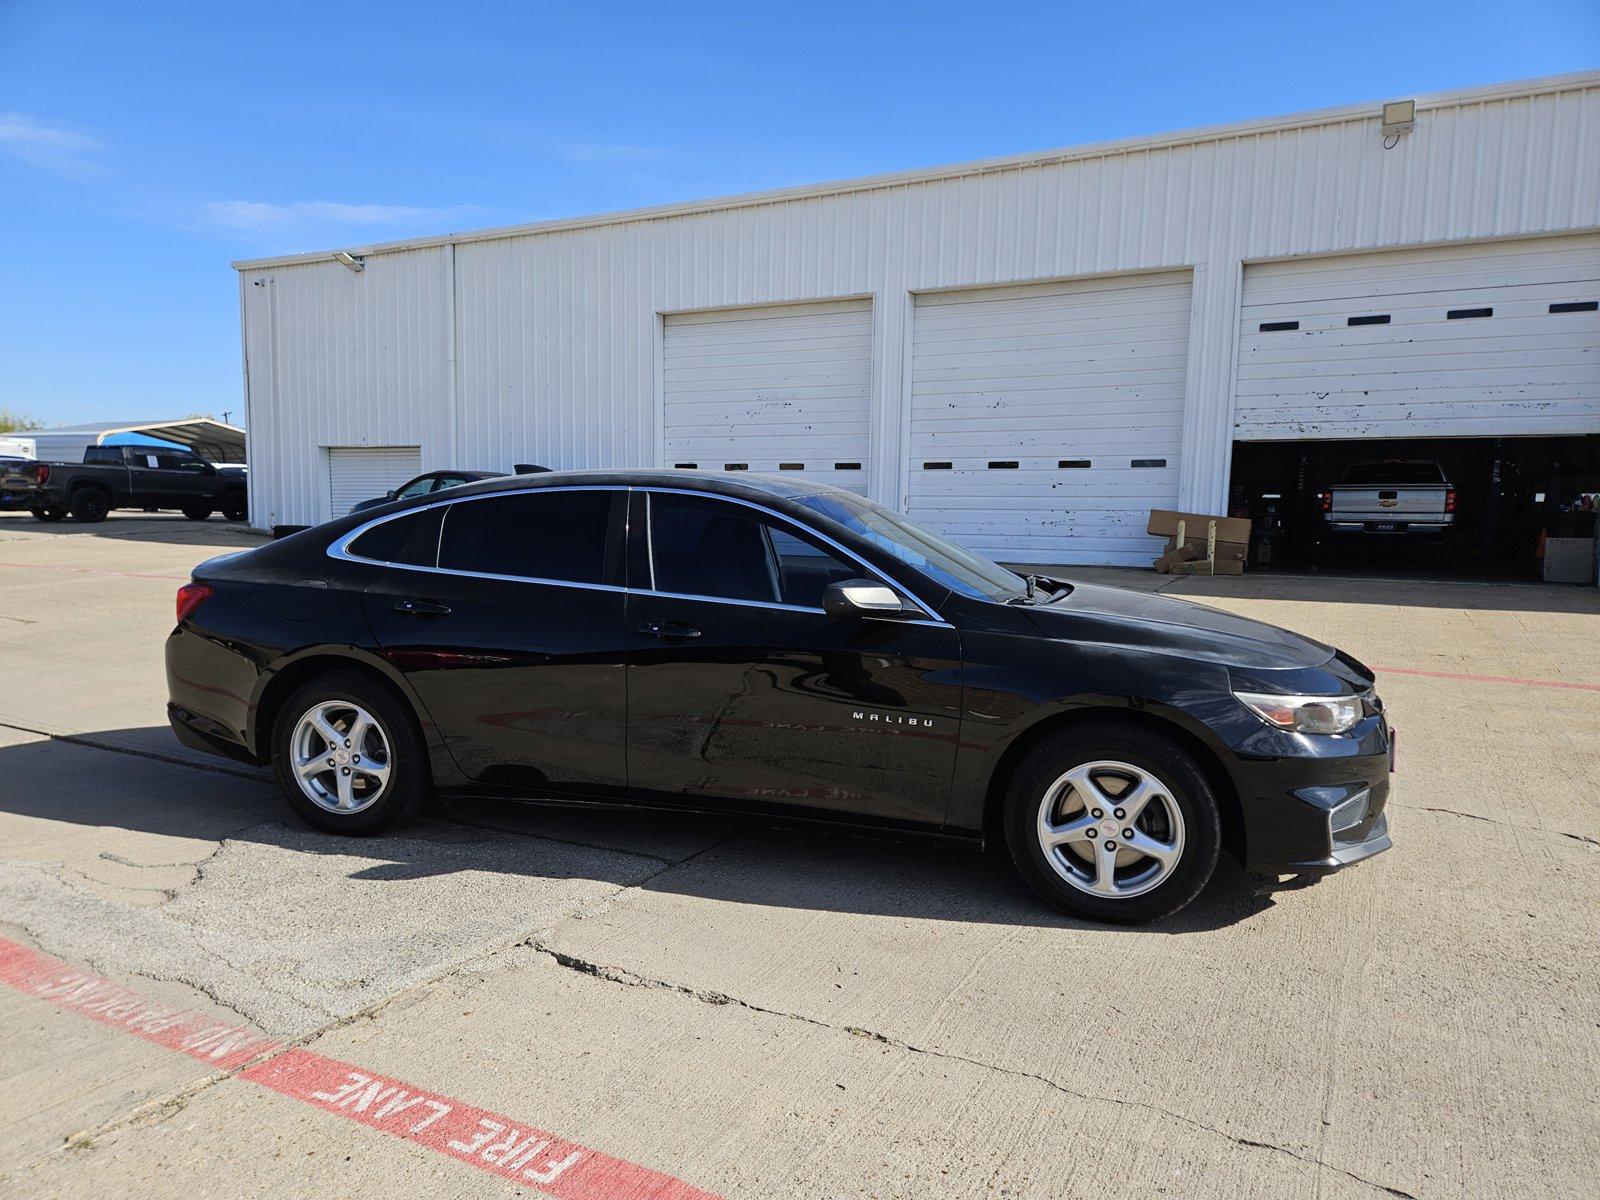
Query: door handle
394,599,452,617
637,621,701,640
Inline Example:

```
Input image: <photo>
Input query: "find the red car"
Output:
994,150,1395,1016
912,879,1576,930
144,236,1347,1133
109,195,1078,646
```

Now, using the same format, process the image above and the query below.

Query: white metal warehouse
234,71,1600,565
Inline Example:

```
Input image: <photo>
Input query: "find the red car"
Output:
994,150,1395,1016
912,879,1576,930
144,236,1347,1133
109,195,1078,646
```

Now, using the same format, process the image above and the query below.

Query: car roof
438,468,858,503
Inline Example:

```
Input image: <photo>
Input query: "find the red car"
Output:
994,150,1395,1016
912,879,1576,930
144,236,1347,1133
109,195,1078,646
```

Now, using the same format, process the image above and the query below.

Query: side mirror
822,579,917,621
385,489,397,500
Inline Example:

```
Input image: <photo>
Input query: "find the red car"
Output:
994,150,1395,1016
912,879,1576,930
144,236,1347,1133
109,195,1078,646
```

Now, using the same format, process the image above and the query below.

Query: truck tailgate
1329,485,1449,520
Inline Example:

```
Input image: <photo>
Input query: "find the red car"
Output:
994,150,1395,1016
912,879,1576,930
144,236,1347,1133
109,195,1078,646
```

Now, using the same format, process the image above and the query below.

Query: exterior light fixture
1381,100,1415,148
332,250,365,273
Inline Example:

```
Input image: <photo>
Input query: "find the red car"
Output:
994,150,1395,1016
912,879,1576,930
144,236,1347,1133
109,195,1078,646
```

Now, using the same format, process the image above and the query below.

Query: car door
625,489,963,827
123,449,168,505
159,451,217,509
357,487,630,794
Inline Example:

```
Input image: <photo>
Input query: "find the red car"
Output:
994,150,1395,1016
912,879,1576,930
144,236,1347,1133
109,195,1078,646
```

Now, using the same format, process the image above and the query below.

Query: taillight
176,582,214,623
1318,491,1331,512
36,464,50,483
1444,488,1457,513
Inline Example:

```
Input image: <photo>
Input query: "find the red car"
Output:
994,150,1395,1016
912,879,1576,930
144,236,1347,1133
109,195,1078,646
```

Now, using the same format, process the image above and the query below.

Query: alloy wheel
289,700,393,814
1035,759,1186,899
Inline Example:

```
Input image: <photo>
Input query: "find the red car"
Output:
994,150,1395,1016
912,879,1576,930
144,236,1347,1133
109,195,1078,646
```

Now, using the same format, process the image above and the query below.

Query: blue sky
2,1,1596,430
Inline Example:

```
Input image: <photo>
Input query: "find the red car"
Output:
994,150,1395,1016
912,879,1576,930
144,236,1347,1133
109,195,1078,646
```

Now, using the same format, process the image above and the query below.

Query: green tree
0,409,41,433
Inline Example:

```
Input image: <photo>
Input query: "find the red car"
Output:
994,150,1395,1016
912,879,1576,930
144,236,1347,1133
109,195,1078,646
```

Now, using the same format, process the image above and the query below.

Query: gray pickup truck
0,445,248,523
1318,460,1456,545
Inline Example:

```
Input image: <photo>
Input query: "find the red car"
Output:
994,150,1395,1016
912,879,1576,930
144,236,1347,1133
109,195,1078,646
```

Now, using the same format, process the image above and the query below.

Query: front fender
942,632,1256,831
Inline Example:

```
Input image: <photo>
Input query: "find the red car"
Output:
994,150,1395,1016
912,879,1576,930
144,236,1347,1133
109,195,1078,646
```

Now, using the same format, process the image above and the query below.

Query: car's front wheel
1003,719,1221,923
221,493,248,522
271,671,429,835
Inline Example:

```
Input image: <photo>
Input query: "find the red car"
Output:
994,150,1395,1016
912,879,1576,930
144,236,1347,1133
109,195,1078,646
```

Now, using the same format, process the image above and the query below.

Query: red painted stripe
0,560,188,581
1374,664,1600,693
0,938,720,1200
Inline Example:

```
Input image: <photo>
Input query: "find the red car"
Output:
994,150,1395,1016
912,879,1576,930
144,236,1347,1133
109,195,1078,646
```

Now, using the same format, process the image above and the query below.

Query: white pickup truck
1319,460,1456,544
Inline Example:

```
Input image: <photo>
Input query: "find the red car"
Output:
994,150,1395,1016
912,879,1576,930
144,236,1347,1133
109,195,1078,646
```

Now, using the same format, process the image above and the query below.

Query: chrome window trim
327,482,950,626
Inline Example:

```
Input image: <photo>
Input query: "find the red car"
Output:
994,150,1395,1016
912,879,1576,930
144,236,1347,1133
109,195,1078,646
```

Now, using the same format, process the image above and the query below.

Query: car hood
1023,582,1336,671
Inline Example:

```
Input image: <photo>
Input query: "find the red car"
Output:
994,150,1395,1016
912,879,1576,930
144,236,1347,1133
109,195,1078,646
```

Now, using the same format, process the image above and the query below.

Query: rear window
346,508,443,567
438,490,615,583
1339,462,1444,486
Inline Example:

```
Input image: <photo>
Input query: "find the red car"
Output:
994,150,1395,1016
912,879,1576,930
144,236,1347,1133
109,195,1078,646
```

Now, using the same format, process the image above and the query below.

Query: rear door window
438,490,618,584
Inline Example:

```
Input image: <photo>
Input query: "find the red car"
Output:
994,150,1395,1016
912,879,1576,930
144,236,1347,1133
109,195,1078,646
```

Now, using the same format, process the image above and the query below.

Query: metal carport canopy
93,418,246,463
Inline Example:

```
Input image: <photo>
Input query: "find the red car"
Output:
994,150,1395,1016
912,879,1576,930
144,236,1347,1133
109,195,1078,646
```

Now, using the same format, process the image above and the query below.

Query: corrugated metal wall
239,76,1600,547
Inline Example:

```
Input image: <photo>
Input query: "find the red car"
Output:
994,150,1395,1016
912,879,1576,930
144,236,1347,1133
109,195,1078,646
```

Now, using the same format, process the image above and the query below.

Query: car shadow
1,727,1279,934
0,510,263,549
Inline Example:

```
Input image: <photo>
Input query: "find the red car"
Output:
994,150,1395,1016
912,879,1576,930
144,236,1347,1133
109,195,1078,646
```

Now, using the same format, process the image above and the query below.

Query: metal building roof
231,69,1600,272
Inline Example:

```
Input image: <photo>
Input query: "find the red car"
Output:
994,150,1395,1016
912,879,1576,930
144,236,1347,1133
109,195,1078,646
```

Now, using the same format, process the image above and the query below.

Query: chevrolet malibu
166,471,1392,923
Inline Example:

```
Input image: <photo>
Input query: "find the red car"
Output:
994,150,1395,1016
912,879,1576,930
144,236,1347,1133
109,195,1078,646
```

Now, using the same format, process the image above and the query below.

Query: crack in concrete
19,828,755,1167
1405,804,1599,847
99,850,219,870
9,857,179,901
535,946,1420,1200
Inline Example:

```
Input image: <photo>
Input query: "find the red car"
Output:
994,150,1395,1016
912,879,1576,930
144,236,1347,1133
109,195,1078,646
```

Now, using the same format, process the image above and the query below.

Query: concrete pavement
1,510,1596,1199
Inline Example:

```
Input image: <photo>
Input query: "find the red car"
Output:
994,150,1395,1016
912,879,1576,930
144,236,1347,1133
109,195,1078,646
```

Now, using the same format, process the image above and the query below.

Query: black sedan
166,471,1392,923
350,469,504,513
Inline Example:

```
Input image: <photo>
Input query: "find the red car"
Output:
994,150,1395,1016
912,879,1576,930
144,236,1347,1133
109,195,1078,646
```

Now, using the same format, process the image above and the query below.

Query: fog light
1330,789,1371,835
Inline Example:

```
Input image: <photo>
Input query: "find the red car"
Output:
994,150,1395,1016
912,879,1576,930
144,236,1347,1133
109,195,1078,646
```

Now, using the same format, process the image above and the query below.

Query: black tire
221,492,248,523
1002,718,1221,924
69,489,110,522
182,506,212,521
270,670,429,835
31,506,65,522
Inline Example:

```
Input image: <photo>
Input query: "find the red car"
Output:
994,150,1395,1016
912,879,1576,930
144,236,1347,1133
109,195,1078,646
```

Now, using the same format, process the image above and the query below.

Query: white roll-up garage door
908,272,1192,565
662,299,872,493
1236,235,1600,441
327,446,421,517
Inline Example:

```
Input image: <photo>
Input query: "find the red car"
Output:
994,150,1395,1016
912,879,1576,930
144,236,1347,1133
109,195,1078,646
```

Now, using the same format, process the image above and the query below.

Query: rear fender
251,644,468,787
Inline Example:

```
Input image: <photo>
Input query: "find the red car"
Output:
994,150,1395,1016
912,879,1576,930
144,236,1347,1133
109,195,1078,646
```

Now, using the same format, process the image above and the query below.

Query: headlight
1234,690,1363,734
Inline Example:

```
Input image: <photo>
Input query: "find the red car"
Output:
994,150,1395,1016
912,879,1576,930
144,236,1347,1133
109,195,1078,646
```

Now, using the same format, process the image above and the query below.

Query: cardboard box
1152,542,1199,573
1156,535,1247,572
1167,556,1244,577
1147,508,1252,545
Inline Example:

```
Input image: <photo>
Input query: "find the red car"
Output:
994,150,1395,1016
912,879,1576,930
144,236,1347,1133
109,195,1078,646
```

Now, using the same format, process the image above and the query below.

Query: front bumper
1227,717,1395,877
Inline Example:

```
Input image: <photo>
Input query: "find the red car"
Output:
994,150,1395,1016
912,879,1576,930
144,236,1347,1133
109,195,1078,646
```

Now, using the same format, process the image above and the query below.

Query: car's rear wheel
221,493,248,522
182,505,212,521
1003,719,1221,923
69,489,110,522
271,671,428,835
30,506,65,522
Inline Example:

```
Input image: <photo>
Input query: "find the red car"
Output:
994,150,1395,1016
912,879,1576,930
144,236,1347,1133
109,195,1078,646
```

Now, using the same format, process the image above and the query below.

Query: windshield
792,491,1027,601
1340,462,1444,486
